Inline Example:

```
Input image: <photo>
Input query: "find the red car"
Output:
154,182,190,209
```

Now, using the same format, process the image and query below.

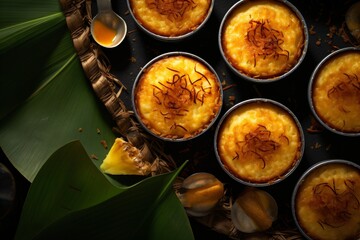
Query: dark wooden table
1,0,359,239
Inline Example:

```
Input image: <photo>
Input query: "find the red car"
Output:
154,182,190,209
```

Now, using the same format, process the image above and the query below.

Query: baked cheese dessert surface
295,163,360,240
312,51,360,133
134,55,222,140
129,0,212,37
217,101,302,183
221,0,305,79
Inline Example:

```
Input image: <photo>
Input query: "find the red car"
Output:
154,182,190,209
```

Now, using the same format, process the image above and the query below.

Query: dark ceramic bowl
218,0,308,83
214,98,304,187
292,159,360,240
308,47,360,137
132,51,223,142
127,0,214,42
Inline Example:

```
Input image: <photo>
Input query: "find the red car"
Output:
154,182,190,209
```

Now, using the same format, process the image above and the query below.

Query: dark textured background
1,0,359,239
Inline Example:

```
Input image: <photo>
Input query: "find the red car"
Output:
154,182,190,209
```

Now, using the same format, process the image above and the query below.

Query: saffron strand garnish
149,61,214,132
312,178,360,229
234,125,281,168
146,0,197,22
246,19,290,66
327,73,360,99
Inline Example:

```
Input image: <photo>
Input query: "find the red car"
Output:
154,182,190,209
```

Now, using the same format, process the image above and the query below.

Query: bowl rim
131,51,223,142
291,159,360,240
213,98,305,187
126,0,214,42
218,0,309,83
307,47,360,137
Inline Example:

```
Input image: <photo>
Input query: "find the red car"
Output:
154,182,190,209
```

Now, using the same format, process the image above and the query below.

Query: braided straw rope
59,0,176,175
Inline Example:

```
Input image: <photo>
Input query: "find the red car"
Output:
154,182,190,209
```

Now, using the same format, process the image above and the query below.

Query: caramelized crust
221,0,305,79
134,55,222,139
312,51,360,133
217,102,302,183
129,0,212,37
295,163,360,240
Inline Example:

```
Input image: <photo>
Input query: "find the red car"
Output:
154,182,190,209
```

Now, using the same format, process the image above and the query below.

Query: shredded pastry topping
327,73,360,113
233,125,289,168
311,179,360,229
246,19,290,67
146,0,197,22
151,65,212,132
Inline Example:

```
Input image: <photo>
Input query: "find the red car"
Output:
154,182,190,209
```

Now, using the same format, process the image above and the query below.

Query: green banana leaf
0,0,195,239
0,0,116,182
15,141,193,240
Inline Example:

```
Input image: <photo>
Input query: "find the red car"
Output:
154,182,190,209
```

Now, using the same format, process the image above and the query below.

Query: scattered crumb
228,95,236,105
326,25,337,39
307,116,324,133
315,38,322,46
100,140,108,149
90,154,99,160
223,84,237,91
96,128,101,134
130,56,137,63
310,142,322,149
339,22,356,45
309,25,316,35
78,128,83,133
325,39,338,50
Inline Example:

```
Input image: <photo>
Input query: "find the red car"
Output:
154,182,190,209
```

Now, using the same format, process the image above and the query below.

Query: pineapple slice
100,138,151,175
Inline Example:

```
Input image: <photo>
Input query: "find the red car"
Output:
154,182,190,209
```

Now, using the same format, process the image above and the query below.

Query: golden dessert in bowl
127,0,213,41
219,0,308,82
292,160,360,240
132,52,222,141
309,47,360,136
214,98,304,186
